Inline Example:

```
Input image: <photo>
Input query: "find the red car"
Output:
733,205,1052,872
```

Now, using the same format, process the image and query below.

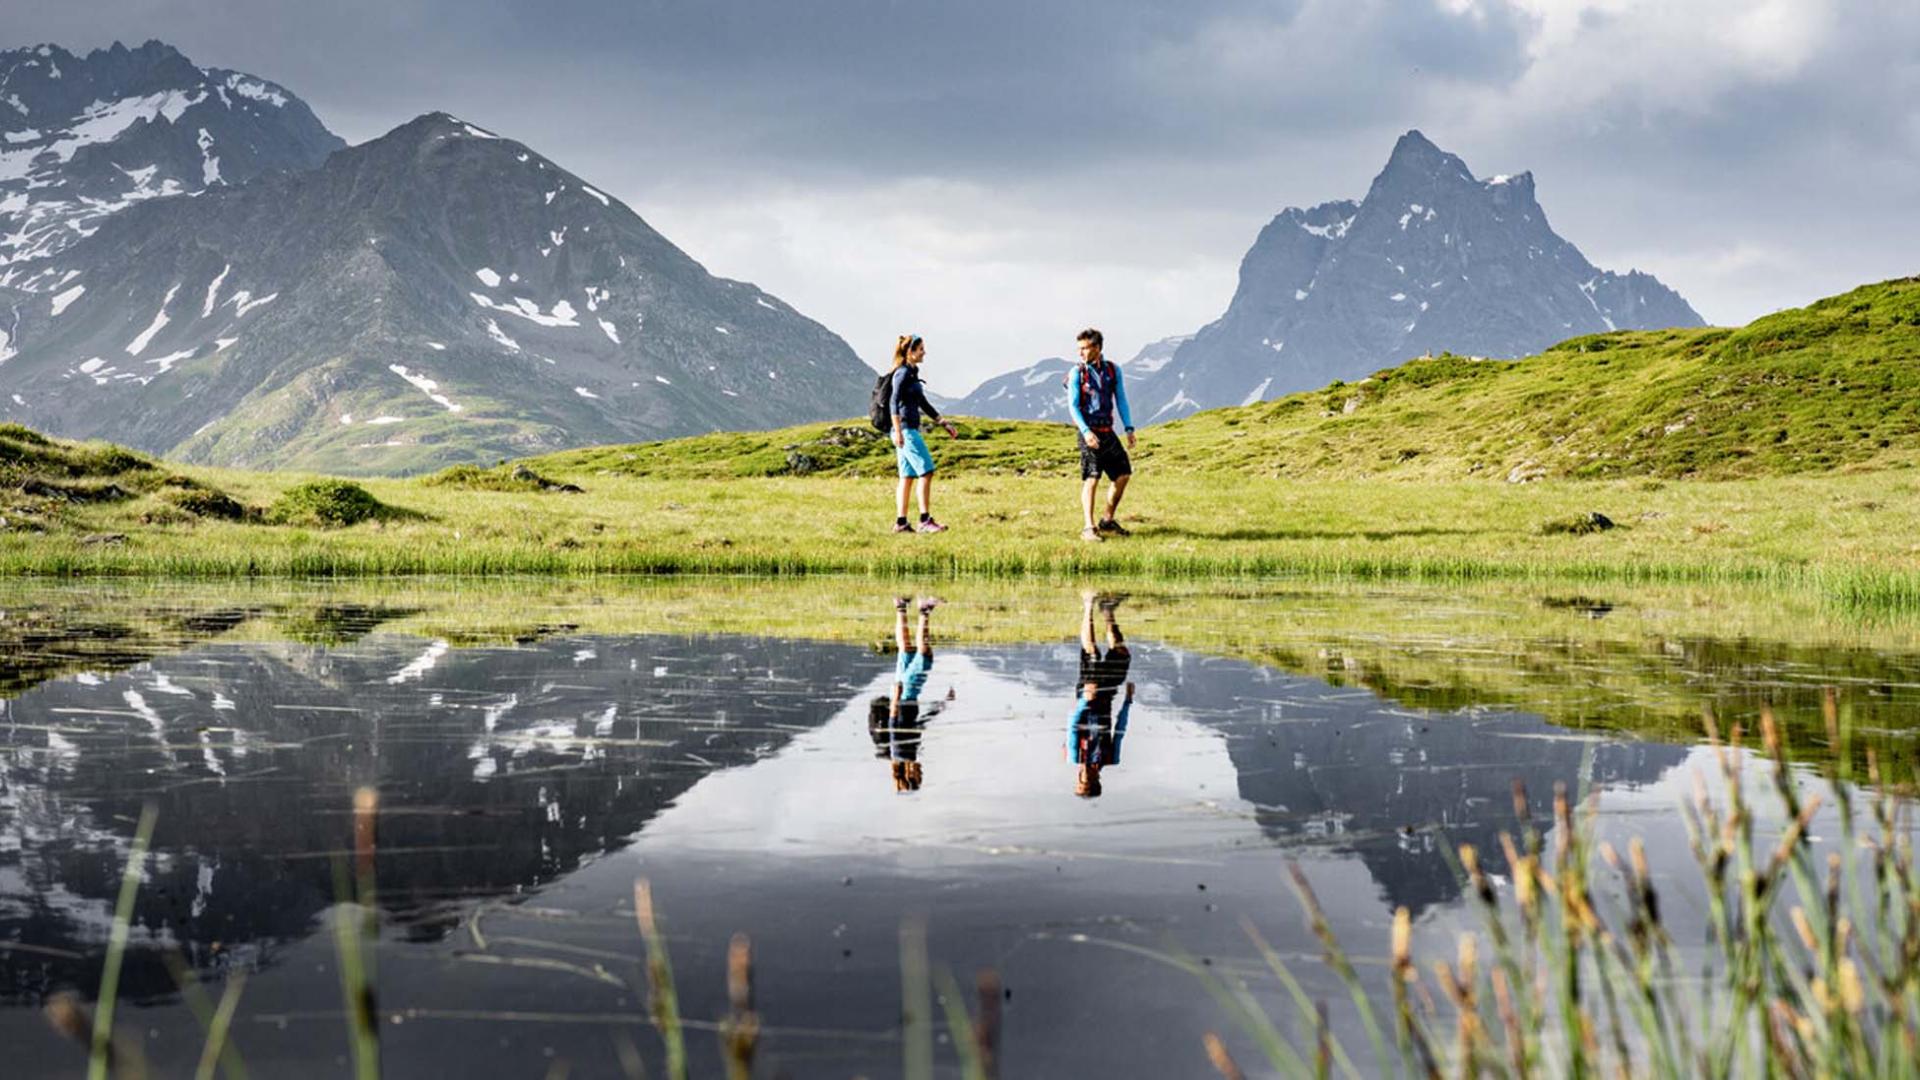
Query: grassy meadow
0,278,1916,604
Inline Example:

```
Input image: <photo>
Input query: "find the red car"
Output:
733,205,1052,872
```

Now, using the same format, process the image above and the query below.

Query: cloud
5,0,1917,391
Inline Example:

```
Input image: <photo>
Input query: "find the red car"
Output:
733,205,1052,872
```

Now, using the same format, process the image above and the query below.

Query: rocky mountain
0,41,342,279
946,335,1190,422
1132,131,1703,421
0,108,871,473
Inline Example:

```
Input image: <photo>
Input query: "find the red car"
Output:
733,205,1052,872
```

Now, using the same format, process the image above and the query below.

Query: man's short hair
1076,328,1103,350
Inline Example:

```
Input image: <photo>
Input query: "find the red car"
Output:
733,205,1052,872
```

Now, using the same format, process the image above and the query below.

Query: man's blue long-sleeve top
1065,361,1133,437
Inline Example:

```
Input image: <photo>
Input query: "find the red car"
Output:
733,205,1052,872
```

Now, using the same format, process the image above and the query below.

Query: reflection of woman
1069,592,1133,798
868,596,949,790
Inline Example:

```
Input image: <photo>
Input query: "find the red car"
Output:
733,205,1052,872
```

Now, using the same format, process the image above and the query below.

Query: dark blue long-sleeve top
890,365,942,430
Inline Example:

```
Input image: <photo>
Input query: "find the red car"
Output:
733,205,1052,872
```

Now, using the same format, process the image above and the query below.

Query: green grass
535,276,1920,485
264,479,398,527
1202,710,1920,1079
4,280,1920,602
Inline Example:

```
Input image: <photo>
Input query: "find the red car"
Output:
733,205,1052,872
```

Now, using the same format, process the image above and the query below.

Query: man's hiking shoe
895,596,913,612
1080,527,1104,542
917,597,944,614
917,518,948,534
1096,518,1131,537
892,522,915,534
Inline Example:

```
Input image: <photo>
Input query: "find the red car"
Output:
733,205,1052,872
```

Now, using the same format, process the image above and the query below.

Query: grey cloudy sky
13,0,1919,390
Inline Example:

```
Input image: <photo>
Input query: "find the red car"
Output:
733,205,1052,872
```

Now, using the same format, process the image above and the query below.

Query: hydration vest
1075,360,1119,431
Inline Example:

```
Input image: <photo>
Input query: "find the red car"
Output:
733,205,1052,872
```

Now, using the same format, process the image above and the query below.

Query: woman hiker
889,334,957,534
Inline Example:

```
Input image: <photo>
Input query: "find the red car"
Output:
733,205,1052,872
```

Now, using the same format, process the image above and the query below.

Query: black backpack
869,370,895,431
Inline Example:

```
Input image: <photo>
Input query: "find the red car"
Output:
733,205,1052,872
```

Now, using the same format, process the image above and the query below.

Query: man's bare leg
1081,477,1101,532
916,474,933,519
1101,597,1126,651
1081,591,1099,655
896,476,911,521
1103,473,1130,523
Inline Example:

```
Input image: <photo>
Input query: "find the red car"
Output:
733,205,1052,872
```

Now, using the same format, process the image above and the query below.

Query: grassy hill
534,277,1920,482
3,279,1920,598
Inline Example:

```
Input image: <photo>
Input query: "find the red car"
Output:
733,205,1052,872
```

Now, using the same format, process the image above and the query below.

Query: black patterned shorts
1079,430,1132,481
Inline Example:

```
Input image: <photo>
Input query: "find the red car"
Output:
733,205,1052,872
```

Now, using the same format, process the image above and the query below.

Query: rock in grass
422,463,583,493
266,480,391,528
158,477,254,521
1540,511,1616,536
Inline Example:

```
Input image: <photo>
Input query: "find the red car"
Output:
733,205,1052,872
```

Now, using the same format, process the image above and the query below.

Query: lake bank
6,467,1920,608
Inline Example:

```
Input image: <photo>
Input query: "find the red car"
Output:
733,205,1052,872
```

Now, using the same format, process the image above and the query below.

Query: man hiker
1064,328,1136,542
1068,590,1133,798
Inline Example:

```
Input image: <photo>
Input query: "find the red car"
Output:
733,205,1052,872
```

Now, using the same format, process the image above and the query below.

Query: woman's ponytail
891,334,923,370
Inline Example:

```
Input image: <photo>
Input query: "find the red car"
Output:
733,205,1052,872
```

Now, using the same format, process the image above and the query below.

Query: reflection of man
868,597,949,791
1069,592,1133,798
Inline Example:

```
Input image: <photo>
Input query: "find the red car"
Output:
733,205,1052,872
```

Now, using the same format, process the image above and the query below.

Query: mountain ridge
1131,130,1704,421
0,107,872,473
0,40,343,279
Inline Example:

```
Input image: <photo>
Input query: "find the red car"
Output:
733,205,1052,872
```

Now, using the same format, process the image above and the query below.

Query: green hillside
4,279,1920,597
534,277,1920,482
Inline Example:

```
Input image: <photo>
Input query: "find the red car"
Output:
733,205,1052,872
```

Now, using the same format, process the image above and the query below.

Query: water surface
2,580,1916,1077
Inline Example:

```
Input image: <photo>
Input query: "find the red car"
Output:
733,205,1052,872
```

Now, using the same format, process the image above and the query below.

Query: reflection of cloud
386,638,449,684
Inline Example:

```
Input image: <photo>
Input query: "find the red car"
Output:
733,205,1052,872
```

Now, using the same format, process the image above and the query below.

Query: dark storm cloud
6,0,1533,175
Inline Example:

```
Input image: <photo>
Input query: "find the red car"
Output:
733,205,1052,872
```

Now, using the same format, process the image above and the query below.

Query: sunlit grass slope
0,279,1916,598
535,277,1920,482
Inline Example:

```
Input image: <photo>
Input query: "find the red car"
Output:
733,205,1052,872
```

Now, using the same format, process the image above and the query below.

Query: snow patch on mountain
223,73,288,107
125,283,179,354
200,264,230,316
486,319,521,352
389,364,463,412
470,292,579,328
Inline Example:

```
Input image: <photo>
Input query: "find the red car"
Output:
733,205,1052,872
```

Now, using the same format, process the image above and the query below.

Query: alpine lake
3,577,1917,1078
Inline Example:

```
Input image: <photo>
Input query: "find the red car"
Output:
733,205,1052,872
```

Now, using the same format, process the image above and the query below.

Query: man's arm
1114,366,1136,447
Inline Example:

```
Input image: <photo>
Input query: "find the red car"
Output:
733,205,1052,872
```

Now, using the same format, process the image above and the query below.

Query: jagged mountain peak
1131,132,1704,421
1376,129,1475,186
0,40,343,278
0,99,870,473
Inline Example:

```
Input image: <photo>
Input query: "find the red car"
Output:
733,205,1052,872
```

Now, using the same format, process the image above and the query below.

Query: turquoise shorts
896,428,936,478
896,649,932,702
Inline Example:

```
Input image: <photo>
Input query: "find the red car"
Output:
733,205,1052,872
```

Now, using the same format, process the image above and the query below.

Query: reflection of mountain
0,634,880,1004
1142,653,1682,914
978,644,1686,915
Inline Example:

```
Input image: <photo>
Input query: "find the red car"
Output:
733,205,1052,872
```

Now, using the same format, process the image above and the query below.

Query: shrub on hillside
266,480,392,527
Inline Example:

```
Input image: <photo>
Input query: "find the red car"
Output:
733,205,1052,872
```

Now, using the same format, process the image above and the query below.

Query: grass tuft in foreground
1203,696,1919,1078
